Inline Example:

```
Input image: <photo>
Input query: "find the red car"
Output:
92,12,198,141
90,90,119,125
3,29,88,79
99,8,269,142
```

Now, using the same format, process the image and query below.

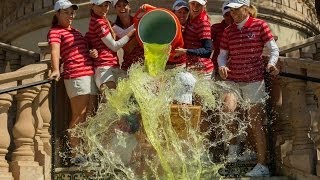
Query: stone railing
0,41,51,180
273,35,320,179
0,61,52,180
0,42,40,73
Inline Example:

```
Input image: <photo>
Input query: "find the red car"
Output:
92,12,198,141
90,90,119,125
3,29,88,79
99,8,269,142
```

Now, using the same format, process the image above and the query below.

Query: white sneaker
245,163,270,177
237,149,257,162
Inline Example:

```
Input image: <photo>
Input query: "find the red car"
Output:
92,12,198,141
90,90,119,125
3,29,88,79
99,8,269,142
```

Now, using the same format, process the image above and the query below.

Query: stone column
275,78,293,169
34,83,51,180
287,80,315,174
0,91,14,180
310,84,320,176
11,86,44,180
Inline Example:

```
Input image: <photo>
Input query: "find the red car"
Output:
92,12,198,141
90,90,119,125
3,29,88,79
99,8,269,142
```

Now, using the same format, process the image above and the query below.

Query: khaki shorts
224,80,267,104
94,66,126,89
64,75,98,99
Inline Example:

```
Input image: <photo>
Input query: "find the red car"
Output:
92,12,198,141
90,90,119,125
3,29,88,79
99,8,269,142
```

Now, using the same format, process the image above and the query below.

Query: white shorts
224,80,267,104
64,76,98,99
203,71,215,80
94,66,126,89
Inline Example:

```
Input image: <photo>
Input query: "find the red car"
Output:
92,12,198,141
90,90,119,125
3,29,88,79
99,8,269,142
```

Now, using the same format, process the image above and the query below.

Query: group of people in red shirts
48,0,279,177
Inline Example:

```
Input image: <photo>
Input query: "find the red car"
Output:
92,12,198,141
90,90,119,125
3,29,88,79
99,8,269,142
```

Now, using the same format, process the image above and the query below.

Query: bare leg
87,94,98,117
69,94,91,150
223,92,238,144
248,103,267,165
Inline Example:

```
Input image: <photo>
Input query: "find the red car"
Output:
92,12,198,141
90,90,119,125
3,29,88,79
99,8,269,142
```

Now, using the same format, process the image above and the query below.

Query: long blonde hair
247,5,258,18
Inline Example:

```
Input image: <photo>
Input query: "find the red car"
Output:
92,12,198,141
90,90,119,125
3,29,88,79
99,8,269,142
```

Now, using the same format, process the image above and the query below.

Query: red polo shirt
211,20,228,71
48,26,94,79
183,11,214,73
86,13,119,68
220,17,274,82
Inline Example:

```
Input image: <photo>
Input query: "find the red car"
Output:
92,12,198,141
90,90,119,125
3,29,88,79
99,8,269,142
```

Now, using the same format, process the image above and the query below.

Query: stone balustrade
0,60,51,180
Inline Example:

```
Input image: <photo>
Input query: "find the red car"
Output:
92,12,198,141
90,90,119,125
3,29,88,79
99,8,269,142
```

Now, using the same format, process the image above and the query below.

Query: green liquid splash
69,43,255,179
143,43,171,76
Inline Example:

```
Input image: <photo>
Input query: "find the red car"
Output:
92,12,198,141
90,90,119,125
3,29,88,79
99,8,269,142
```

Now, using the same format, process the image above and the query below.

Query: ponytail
248,5,258,18
51,15,59,27
106,19,117,39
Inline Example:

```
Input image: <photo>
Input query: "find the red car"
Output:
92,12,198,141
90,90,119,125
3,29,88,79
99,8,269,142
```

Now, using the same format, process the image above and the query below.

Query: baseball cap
174,72,197,105
227,0,250,8
172,0,189,11
113,0,129,7
222,1,230,15
54,0,79,11
90,0,112,5
188,0,207,6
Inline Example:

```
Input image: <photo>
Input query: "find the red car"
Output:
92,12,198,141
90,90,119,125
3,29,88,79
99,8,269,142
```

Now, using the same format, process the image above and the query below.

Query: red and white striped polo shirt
211,20,228,71
220,17,274,82
86,13,118,68
47,26,94,79
183,11,214,73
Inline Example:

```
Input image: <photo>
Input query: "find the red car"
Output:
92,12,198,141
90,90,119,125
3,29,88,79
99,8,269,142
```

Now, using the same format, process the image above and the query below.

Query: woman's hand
127,28,136,38
174,48,187,57
49,70,60,81
218,66,230,80
89,49,98,58
140,4,156,11
266,63,279,76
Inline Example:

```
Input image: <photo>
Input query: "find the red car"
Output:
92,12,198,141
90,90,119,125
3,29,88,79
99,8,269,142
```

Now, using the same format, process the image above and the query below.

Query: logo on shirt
247,31,255,39
101,27,106,34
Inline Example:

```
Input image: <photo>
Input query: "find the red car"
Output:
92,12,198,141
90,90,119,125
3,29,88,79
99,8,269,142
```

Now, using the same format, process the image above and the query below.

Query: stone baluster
34,83,51,180
11,85,44,180
286,79,315,174
39,83,52,155
0,87,15,180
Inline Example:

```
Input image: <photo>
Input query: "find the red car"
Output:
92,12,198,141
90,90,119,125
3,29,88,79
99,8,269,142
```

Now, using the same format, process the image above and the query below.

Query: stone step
54,167,289,180
224,177,289,180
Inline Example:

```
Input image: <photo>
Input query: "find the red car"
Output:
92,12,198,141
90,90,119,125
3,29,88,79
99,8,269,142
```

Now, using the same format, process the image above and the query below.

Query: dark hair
51,10,60,27
51,15,59,27
113,15,133,29
114,16,123,27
